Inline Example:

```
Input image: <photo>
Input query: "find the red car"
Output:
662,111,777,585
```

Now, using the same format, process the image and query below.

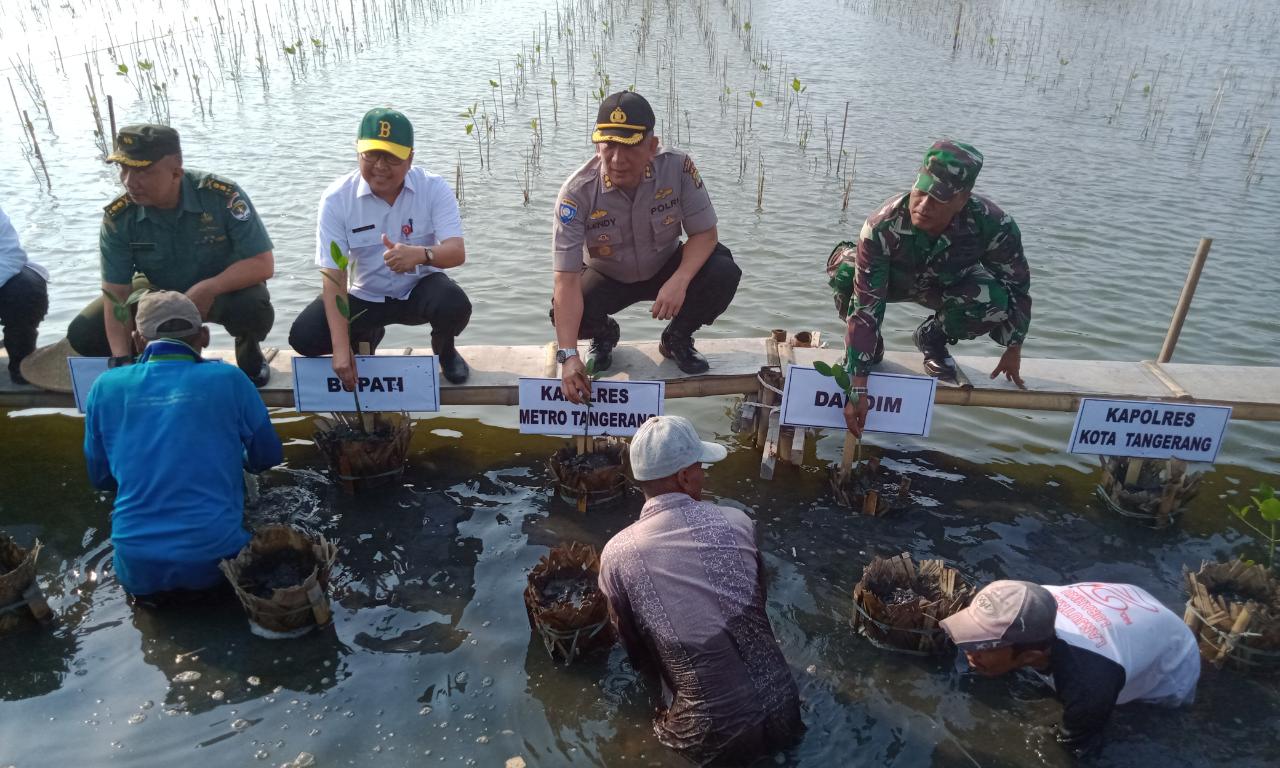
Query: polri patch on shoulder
558,198,578,224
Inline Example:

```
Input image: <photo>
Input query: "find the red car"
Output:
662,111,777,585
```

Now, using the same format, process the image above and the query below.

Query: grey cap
940,580,1057,651
629,415,728,481
135,291,203,340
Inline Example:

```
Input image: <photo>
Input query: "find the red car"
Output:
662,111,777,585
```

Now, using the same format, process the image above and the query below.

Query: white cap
629,415,728,481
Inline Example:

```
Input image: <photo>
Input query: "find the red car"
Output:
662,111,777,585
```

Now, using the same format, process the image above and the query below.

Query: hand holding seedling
332,346,358,390
382,233,421,274
560,354,592,404
815,359,869,437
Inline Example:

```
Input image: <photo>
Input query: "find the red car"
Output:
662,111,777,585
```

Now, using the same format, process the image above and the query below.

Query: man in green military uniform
827,140,1031,436
67,124,276,385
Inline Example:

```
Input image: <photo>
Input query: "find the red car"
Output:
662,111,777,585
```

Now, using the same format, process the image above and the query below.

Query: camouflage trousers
911,265,1017,345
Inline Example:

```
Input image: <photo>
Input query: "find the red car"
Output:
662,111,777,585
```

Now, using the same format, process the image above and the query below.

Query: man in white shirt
941,580,1200,757
0,205,49,384
288,108,472,384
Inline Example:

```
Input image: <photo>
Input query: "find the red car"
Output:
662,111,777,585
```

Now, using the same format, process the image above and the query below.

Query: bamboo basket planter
524,542,614,664
830,456,912,516
220,525,337,639
1184,559,1280,670
851,553,975,655
548,437,630,512
0,535,51,633
313,412,414,494
1096,457,1203,528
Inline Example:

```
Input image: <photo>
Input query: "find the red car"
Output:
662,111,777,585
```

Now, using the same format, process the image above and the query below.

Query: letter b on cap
378,120,391,138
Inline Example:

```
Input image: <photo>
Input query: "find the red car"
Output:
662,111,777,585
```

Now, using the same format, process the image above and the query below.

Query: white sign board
779,365,937,436
1068,398,1231,462
69,357,110,413
292,355,440,413
517,378,664,437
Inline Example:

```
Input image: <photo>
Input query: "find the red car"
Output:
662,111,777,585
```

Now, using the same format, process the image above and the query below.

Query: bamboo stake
1158,238,1212,363
357,342,374,433
1124,458,1144,487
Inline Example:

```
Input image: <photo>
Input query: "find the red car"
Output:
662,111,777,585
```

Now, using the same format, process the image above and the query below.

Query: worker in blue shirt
83,291,282,603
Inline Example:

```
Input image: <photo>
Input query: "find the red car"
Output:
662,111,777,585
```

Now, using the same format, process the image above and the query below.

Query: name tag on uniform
351,224,375,233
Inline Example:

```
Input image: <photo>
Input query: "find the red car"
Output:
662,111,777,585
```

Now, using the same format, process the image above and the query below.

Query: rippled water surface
2,0,1279,766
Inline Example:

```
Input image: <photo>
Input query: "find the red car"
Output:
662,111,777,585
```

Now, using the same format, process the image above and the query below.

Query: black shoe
439,352,470,384
588,317,621,372
659,329,710,375
432,334,470,384
249,362,271,388
913,318,956,381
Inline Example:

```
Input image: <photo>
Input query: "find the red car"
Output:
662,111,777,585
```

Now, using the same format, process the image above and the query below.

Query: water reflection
129,598,346,714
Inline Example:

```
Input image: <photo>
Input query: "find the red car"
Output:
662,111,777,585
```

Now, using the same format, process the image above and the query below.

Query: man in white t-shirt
941,580,1200,757
289,108,472,384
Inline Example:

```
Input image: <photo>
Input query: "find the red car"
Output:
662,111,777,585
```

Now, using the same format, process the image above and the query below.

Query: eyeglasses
359,151,407,168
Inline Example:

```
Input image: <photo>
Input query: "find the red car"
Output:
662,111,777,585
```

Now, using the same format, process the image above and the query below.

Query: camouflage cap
107,124,182,167
914,140,983,202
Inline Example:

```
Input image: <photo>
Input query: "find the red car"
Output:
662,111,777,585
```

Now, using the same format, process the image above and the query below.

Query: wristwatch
422,246,435,266
107,354,135,369
555,348,579,364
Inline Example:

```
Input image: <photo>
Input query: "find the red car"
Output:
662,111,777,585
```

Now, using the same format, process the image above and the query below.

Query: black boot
589,317,621,372
913,317,956,382
236,339,271,387
660,322,710,375
432,334,470,384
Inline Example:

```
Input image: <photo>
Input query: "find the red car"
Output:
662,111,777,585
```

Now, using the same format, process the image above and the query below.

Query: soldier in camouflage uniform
827,140,1030,436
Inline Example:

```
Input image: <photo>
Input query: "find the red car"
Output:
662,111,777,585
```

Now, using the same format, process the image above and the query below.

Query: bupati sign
517,378,664,436
778,365,937,436
292,355,440,412
1068,398,1231,462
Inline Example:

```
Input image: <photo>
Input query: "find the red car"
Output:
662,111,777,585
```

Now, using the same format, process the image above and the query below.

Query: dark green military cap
357,108,414,160
107,124,182,167
914,140,983,202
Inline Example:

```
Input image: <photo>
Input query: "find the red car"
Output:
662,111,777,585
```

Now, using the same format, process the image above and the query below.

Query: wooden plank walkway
3,338,1279,420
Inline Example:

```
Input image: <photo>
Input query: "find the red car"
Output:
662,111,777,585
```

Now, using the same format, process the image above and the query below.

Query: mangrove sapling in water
1230,482,1280,572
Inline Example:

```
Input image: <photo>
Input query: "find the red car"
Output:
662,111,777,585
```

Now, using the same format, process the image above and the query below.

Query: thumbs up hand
382,233,423,274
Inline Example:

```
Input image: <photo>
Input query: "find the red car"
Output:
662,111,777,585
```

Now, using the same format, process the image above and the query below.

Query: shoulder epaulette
104,194,131,218
198,174,239,197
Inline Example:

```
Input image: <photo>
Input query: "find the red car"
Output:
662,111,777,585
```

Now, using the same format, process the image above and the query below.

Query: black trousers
288,272,472,355
68,276,274,375
554,241,741,340
0,267,49,378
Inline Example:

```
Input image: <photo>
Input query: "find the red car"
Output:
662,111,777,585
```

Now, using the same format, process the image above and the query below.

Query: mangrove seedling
322,240,369,426
1230,483,1280,571
103,287,149,326
813,359,855,400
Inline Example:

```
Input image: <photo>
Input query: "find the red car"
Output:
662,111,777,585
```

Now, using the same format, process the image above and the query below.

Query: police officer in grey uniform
551,91,741,403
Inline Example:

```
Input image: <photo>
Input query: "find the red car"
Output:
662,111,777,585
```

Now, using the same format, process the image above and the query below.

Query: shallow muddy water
2,0,1280,765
